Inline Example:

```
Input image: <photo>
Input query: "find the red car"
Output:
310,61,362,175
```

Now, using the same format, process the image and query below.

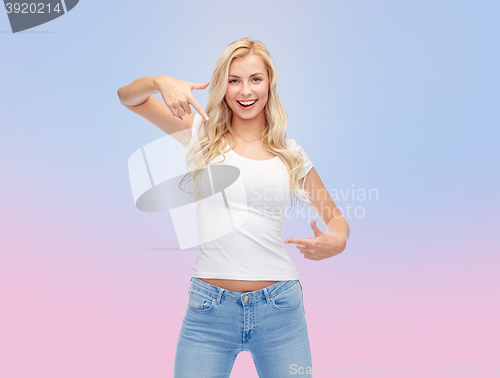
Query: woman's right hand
154,75,209,121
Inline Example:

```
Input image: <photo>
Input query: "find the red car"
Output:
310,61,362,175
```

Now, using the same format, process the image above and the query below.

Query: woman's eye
229,78,261,83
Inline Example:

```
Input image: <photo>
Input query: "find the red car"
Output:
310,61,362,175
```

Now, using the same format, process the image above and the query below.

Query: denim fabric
174,277,313,377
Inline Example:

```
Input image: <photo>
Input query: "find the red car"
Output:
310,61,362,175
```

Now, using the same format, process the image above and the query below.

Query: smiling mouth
237,100,257,107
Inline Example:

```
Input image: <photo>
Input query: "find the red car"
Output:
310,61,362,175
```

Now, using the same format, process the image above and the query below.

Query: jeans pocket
270,281,303,311
188,288,215,312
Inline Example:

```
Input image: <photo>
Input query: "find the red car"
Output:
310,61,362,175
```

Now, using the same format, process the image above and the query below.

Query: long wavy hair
180,37,313,213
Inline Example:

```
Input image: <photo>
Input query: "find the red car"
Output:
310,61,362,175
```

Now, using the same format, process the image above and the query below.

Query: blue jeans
174,277,313,377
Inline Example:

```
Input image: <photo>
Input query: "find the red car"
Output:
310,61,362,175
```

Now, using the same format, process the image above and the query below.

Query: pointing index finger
189,96,209,121
285,238,310,245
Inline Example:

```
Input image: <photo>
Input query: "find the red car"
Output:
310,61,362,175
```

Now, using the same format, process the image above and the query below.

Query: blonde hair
180,37,313,213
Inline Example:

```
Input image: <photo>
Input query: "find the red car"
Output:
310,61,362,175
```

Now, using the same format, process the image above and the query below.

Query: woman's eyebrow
228,72,264,78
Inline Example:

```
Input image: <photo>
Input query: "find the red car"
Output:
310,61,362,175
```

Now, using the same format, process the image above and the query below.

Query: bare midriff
198,278,279,293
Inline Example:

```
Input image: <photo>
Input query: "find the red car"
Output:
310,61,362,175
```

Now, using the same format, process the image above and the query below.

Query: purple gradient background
1,0,499,377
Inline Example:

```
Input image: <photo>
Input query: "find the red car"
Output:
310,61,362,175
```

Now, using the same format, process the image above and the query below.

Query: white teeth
238,100,256,106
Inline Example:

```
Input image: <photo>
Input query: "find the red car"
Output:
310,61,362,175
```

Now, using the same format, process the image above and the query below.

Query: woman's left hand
284,218,347,261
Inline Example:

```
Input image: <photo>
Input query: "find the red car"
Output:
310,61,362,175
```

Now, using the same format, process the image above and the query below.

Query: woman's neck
230,113,266,144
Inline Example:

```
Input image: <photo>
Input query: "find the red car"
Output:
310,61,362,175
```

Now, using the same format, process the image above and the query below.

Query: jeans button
244,295,249,301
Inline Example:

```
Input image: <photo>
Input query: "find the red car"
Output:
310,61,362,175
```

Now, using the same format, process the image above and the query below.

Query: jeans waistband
190,277,300,305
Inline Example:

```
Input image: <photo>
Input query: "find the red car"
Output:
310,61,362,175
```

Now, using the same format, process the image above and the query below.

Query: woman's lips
237,100,257,110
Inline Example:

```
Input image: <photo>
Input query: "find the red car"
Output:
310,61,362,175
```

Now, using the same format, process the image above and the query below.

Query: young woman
117,38,350,378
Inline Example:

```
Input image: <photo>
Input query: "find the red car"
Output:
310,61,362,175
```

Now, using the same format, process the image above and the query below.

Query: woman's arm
117,76,160,107
302,168,350,242
117,76,209,142
285,168,350,260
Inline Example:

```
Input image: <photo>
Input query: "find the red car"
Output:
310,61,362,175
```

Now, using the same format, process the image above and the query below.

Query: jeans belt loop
217,288,225,305
262,287,271,304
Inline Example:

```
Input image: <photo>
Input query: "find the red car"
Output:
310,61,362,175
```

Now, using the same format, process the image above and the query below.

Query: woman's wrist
152,75,170,91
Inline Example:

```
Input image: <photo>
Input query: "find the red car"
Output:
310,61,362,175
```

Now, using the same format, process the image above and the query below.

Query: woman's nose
240,82,253,96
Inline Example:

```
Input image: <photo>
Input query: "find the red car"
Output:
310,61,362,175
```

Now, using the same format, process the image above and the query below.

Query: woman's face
225,53,269,123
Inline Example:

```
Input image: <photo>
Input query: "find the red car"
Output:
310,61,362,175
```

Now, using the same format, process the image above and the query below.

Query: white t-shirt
188,114,313,281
